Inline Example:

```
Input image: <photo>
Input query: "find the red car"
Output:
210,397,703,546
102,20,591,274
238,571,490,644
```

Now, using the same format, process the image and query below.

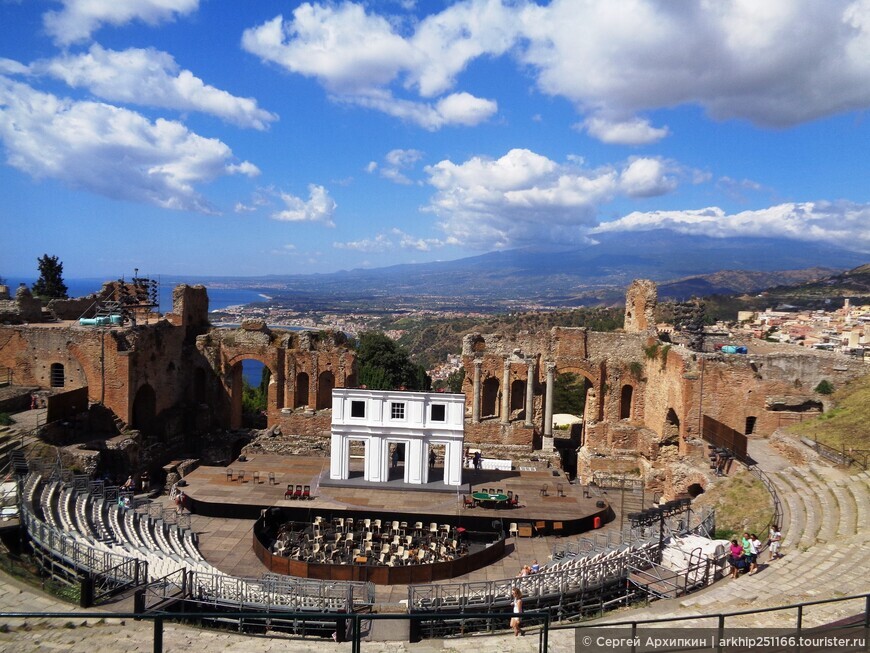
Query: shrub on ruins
814,379,834,395
356,331,431,391
32,254,68,299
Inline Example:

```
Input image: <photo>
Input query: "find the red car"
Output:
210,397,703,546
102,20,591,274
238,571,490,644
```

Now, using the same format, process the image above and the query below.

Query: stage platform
180,454,611,536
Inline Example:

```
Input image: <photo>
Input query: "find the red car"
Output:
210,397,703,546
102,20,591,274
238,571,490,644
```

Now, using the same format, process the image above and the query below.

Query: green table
472,492,509,506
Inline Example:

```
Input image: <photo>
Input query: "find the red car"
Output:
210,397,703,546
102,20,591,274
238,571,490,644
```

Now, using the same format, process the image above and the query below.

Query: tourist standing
748,533,760,575
729,539,743,579
391,448,399,469
769,524,782,561
429,449,436,469
510,587,524,636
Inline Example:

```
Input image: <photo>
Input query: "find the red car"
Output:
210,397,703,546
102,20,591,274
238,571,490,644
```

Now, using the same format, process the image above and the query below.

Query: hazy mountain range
170,230,867,308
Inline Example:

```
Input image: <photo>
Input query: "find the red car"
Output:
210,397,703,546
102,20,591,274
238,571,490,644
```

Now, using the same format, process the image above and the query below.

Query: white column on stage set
442,440,463,486
543,361,555,451
406,438,425,484
365,435,385,482
330,432,349,480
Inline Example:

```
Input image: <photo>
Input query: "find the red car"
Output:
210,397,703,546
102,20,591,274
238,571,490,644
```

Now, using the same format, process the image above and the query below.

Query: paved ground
1,436,868,651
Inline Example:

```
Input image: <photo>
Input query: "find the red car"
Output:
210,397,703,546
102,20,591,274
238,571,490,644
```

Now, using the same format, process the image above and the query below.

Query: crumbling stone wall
623,279,657,333
0,284,42,324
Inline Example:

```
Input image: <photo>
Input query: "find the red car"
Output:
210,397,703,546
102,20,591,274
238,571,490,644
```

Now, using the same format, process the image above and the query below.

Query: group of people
729,525,782,578
516,559,541,576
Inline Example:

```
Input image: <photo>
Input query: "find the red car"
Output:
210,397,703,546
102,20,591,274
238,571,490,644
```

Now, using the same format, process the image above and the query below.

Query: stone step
793,466,837,544
769,472,806,548
828,478,859,537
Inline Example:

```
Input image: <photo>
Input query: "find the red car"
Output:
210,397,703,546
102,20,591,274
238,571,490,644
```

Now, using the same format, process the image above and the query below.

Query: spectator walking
510,587,524,637
768,524,782,560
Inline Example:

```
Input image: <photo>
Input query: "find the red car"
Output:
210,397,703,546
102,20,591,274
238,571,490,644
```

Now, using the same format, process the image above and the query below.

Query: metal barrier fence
2,592,869,653
801,436,870,471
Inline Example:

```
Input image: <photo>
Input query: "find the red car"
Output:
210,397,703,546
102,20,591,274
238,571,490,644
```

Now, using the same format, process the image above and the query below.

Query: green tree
356,331,430,391
32,254,68,299
552,372,589,416
814,379,835,395
446,367,466,394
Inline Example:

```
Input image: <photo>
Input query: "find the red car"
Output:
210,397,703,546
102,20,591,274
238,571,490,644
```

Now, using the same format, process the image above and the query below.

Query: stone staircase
585,448,870,632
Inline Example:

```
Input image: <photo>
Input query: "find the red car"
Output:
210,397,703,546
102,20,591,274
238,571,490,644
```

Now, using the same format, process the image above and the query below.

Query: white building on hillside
329,389,465,486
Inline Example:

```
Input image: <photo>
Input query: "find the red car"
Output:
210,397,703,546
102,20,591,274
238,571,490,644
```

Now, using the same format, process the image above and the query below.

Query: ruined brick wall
0,285,42,324
166,284,209,333
196,325,356,430
623,279,657,333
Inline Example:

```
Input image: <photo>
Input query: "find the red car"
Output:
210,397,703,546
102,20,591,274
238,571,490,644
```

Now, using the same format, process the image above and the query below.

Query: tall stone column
472,360,482,423
543,362,555,451
524,358,535,427
500,356,511,424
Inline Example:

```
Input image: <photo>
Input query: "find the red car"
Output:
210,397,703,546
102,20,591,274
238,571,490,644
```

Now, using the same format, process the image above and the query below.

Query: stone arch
552,366,597,420
295,372,309,408
132,383,157,435
620,384,633,420
663,408,680,446
510,379,525,413
481,377,499,418
225,353,282,429
317,370,335,410
686,482,705,498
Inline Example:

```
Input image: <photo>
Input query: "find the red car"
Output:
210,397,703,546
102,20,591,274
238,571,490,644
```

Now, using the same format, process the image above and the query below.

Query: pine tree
32,254,68,299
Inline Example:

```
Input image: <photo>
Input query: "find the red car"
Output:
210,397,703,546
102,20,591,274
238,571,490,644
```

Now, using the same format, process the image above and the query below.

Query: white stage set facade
329,389,465,486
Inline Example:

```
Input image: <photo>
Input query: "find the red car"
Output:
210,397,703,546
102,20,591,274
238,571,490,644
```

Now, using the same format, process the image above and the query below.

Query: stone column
500,356,511,424
472,360,482,423
543,362,555,451
524,358,535,427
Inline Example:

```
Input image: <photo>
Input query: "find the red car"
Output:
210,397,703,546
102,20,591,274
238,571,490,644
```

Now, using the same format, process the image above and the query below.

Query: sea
7,277,270,385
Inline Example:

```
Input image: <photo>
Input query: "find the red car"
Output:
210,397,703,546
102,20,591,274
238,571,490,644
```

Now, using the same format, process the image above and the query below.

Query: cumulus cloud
241,2,502,129
226,161,260,177
243,1,870,138
29,45,277,130
272,184,336,226
591,202,870,253
333,234,393,252
0,77,253,213
619,157,676,198
44,0,199,45
333,228,448,252
580,114,669,146
423,148,678,249
376,148,423,184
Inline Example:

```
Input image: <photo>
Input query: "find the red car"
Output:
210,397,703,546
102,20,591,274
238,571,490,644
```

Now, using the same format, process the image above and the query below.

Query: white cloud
234,202,257,213
591,201,870,252
0,77,252,213
44,0,199,45
32,46,277,130
424,148,677,249
272,184,336,226
333,234,393,252
391,228,447,251
241,2,501,129
226,161,260,177
581,114,669,145
619,157,676,198
243,1,870,137
378,148,423,184
364,161,378,173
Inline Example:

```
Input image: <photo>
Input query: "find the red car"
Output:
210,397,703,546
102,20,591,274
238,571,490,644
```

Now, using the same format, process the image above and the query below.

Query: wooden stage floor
181,454,608,531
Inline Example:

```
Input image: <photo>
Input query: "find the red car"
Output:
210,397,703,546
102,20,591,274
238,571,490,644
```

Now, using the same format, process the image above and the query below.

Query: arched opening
317,370,335,410
553,372,591,418
295,372,309,408
686,483,705,498
510,379,525,415
193,367,206,404
620,385,633,420
481,377,499,418
229,359,271,429
663,408,680,446
50,363,65,388
745,416,756,435
131,384,157,435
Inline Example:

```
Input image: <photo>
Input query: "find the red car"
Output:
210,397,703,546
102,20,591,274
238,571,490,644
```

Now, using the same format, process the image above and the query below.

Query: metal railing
801,436,870,471
746,463,784,551
3,592,869,653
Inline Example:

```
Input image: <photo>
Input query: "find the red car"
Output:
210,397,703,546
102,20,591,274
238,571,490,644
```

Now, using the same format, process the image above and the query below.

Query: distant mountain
167,230,868,309
266,231,865,302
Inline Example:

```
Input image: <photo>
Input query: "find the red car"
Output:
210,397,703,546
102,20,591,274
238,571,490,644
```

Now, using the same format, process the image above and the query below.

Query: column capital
503,356,512,369
473,359,483,369
546,361,557,373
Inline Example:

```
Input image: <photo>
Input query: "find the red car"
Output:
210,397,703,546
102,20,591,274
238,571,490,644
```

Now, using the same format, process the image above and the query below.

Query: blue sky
2,0,870,279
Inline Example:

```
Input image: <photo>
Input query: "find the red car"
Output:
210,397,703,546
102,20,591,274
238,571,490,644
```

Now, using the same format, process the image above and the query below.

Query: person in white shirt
769,525,782,561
